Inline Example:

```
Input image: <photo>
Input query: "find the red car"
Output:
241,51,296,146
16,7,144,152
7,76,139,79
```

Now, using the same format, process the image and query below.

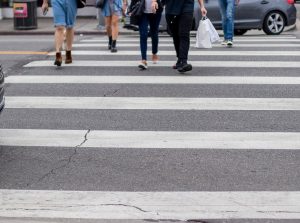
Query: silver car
126,0,297,35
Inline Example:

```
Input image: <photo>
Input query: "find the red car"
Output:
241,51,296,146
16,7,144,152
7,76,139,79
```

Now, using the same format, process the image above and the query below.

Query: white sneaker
226,40,233,47
138,61,148,70
221,40,228,45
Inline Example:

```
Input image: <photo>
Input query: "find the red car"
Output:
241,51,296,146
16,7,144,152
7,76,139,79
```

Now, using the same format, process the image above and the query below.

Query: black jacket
129,0,164,15
161,0,194,15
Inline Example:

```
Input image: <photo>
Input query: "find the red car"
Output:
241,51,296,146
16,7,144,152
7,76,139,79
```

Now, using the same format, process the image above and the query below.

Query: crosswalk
1,33,300,222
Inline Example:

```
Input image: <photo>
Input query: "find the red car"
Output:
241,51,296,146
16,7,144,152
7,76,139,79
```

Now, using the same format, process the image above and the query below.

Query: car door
204,0,223,28
235,0,263,29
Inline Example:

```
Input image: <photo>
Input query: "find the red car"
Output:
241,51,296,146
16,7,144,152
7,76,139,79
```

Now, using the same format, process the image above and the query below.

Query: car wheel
263,11,285,35
234,29,248,36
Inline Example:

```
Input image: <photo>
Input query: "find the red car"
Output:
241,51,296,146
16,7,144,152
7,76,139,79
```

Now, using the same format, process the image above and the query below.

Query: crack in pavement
103,88,121,97
27,129,91,187
100,204,149,213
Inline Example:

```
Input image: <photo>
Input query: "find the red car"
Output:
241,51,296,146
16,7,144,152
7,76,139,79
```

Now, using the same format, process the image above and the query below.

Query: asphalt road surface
0,33,300,223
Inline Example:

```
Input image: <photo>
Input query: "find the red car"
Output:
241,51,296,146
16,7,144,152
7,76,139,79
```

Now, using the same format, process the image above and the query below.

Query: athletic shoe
138,61,148,70
172,60,180,69
226,40,233,47
221,40,228,45
152,54,159,64
177,63,192,73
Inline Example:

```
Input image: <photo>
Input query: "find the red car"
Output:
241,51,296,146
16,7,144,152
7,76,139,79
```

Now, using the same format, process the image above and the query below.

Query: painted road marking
5,96,300,110
48,50,300,56
72,43,300,48
6,75,300,85
24,60,300,68
0,129,299,149
1,190,300,219
0,51,48,55
82,38,300,43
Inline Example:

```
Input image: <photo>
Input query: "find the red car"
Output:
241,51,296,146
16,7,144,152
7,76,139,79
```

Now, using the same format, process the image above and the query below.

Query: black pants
166,12,194,63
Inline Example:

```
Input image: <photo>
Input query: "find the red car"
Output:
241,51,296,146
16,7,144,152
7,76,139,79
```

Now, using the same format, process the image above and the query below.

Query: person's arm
198,0,207,16
42,0,49,15
122,0,128,13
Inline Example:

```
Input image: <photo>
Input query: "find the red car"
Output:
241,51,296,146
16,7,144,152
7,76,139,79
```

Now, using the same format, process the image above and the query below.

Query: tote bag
195,17,220,48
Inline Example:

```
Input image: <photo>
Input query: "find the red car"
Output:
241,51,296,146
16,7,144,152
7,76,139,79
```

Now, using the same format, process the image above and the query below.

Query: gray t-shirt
144,0,153,13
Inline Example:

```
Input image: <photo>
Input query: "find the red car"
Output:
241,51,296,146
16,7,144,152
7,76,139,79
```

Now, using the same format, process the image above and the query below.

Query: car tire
234,29,248,36
263,11,286,35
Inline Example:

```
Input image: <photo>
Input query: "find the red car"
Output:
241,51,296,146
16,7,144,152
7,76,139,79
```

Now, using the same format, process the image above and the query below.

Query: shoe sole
138,65,147,70
54,61,62,67
178,65,192,73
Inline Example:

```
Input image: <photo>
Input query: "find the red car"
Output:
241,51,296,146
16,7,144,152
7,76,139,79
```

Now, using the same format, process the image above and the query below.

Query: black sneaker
177,63,192,73
172,60,181,69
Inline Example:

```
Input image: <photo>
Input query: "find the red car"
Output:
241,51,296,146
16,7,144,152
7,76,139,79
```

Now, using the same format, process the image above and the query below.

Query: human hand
41,2,49,15
200,6,207,17
152,1,158,13
235,0,240,5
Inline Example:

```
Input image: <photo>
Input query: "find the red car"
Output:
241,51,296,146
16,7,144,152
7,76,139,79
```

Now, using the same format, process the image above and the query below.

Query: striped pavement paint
81,38,300,43
5,97,300,110
6,75,300,85
72,43,300,48
88,35,297,40
0,129,299,149
1,190,300,220
48,50,300,56
24,60,300,68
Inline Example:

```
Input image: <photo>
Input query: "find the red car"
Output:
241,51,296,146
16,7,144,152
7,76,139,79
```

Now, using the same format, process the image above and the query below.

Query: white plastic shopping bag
207,18,220,43
195,18,212,48
195,17,220,48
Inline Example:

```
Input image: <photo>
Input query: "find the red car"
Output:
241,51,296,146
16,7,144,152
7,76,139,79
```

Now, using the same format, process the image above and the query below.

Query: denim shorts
51,0,77,28
102,0,123,17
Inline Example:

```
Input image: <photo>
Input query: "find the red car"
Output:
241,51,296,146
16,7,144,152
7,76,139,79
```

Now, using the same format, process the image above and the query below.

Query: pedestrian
218,0,239,47
137,0,163,70
42,0,78,66
102,0,128,53
162,0,207,73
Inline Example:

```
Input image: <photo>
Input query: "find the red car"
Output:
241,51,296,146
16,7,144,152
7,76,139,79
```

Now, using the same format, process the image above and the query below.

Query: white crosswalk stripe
24,60,300,68
6,75,300,84
1,190,300,220
82,38,300,42
2,34,300,222
48,50,300,56
5,96,300,110
0,129,299,149
72,43,300,48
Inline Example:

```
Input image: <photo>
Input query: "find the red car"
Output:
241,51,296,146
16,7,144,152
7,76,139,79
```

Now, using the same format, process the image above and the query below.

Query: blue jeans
138,12,162,61
218,0,235,41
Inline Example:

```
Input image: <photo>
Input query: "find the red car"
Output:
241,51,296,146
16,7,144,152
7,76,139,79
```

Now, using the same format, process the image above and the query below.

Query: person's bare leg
65,28,74,64
105,16,113,50
54,26,64,66
65,27,74,51
55,26,65,52
111,15,119,52
111,15,119,40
